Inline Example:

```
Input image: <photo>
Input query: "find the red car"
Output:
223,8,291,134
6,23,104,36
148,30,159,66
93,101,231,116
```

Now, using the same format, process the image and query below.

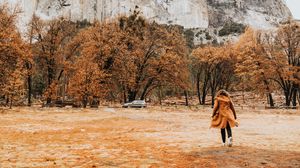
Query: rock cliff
6,0,292,29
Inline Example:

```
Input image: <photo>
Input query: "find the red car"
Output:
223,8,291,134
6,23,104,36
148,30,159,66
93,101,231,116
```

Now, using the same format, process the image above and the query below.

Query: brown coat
210,95,237,129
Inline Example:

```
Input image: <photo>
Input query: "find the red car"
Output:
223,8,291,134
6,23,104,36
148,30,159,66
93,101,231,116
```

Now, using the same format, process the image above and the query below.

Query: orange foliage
68,10,190,103
192,44,236,105
29,15,77,103
0,4,30,107
234,22,300,106
234,28,275,92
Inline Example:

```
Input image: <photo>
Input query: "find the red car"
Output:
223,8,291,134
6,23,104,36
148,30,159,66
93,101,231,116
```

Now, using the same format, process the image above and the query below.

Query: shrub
219,21,246,36
214,29,218,35
184,29,195,48
205,32,212,40
212,39,218,45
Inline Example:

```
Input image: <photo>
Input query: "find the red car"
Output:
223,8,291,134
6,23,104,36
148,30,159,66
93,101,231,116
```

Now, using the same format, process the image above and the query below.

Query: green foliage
32,74,46,96
213,29,218,35
184,29,195,49
205,32,212,40
195,32,201,37
219,21,246,36
212,39,218,45
75,19,92,29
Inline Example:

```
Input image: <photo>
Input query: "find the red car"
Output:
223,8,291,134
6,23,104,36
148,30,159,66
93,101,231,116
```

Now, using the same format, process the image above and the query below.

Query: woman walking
211,90,238,147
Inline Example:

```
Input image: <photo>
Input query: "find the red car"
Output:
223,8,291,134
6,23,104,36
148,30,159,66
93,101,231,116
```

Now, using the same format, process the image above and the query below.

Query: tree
29,16,77,104
73,10,190,103
235,28,276,107
0,4,28,107
273,21,300,107
3,60,25,108
191,46,214,105
65,27,111,107
24,15,36,106
208,45,236,106
68,55,109,108
192,45,236,105
114,11,189,102
234,23,300,107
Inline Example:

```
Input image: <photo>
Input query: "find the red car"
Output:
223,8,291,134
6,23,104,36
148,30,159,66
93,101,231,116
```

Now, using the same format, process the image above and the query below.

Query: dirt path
0,107,299,167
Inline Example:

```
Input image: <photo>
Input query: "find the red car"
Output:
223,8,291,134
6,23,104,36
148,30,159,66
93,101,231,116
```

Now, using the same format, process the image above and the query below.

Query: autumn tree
114,11,189,102
68,56,108,108
29,16,77,104
65,27,111,107
192,45,236,105
0,4,29,107
209,45,236,106
3,60,25,108
23,15,37,106
273,20,300,107
191,46,214,105
235,28,276,107
72,10,189,103
234,23,300,107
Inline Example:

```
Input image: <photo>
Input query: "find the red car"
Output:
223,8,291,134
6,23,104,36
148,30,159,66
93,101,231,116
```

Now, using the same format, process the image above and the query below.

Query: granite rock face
7,0,292,29
206,0,292,28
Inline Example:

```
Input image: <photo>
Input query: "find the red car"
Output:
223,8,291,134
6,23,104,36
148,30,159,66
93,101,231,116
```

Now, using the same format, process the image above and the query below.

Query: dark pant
221,122,232,143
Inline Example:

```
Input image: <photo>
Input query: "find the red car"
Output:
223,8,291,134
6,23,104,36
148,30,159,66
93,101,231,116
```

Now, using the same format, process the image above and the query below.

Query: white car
122,100,147,108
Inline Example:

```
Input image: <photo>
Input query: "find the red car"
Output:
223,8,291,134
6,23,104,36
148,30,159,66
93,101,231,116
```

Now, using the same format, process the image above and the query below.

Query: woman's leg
226,122,233,147
226,122,232,138
221,128,226,144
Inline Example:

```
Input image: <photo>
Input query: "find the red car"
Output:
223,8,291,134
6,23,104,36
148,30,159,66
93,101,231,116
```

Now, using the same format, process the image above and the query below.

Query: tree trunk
128,90,137,102
57,70,64,81
242,82,245,103
284,91,291,106
184,90,189,106
82,95,88,108
46,97,51,105
140,79,153,100
123,90,127,103
201,71,210,105
57,70,65,103
292,89,297,107
201,80,208,105
201,94,206,105
196,73,201,105
262,79,273,106
9,95,13,109
46,61,54,105
140,92,146,101
211,90,216,108
28,25,33,107
298,90,300,105
6,96,9,106
158,86,162,106
27,75,32,106
268,93,274,107
210,77,217,108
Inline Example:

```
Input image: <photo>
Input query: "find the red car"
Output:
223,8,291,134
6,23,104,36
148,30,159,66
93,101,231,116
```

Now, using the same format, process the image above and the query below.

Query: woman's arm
230,100,237,119
212,99,219,117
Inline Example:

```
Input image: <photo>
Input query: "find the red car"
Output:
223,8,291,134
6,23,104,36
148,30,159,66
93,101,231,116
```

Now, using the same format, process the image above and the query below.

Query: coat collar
216,95,230,102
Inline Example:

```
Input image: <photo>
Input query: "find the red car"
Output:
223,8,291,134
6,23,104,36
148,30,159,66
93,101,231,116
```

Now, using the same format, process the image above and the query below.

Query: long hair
216,89,230,98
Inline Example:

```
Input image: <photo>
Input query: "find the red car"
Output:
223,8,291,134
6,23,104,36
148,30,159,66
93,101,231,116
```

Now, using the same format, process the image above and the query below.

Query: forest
1,4,300,108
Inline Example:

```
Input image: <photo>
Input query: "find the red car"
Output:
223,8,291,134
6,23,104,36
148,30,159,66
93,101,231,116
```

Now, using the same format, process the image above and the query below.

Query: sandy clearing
0,106,299,167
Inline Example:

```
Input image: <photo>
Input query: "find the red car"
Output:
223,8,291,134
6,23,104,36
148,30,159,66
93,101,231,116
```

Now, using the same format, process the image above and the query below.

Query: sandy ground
0,106,300,168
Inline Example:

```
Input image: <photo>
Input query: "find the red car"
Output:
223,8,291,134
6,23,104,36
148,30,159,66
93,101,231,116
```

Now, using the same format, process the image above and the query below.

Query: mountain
7,0,292,30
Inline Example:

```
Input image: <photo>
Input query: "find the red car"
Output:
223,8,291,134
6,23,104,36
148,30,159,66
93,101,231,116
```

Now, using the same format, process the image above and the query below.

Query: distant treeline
1,4,300,108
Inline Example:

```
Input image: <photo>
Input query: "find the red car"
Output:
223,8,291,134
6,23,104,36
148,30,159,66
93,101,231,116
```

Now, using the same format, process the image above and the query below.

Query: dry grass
0,106,299,167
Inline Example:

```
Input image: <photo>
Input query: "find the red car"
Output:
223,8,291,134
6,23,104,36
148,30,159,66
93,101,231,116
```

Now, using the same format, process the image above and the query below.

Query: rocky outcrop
8,0,292,29
207,0,292,28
